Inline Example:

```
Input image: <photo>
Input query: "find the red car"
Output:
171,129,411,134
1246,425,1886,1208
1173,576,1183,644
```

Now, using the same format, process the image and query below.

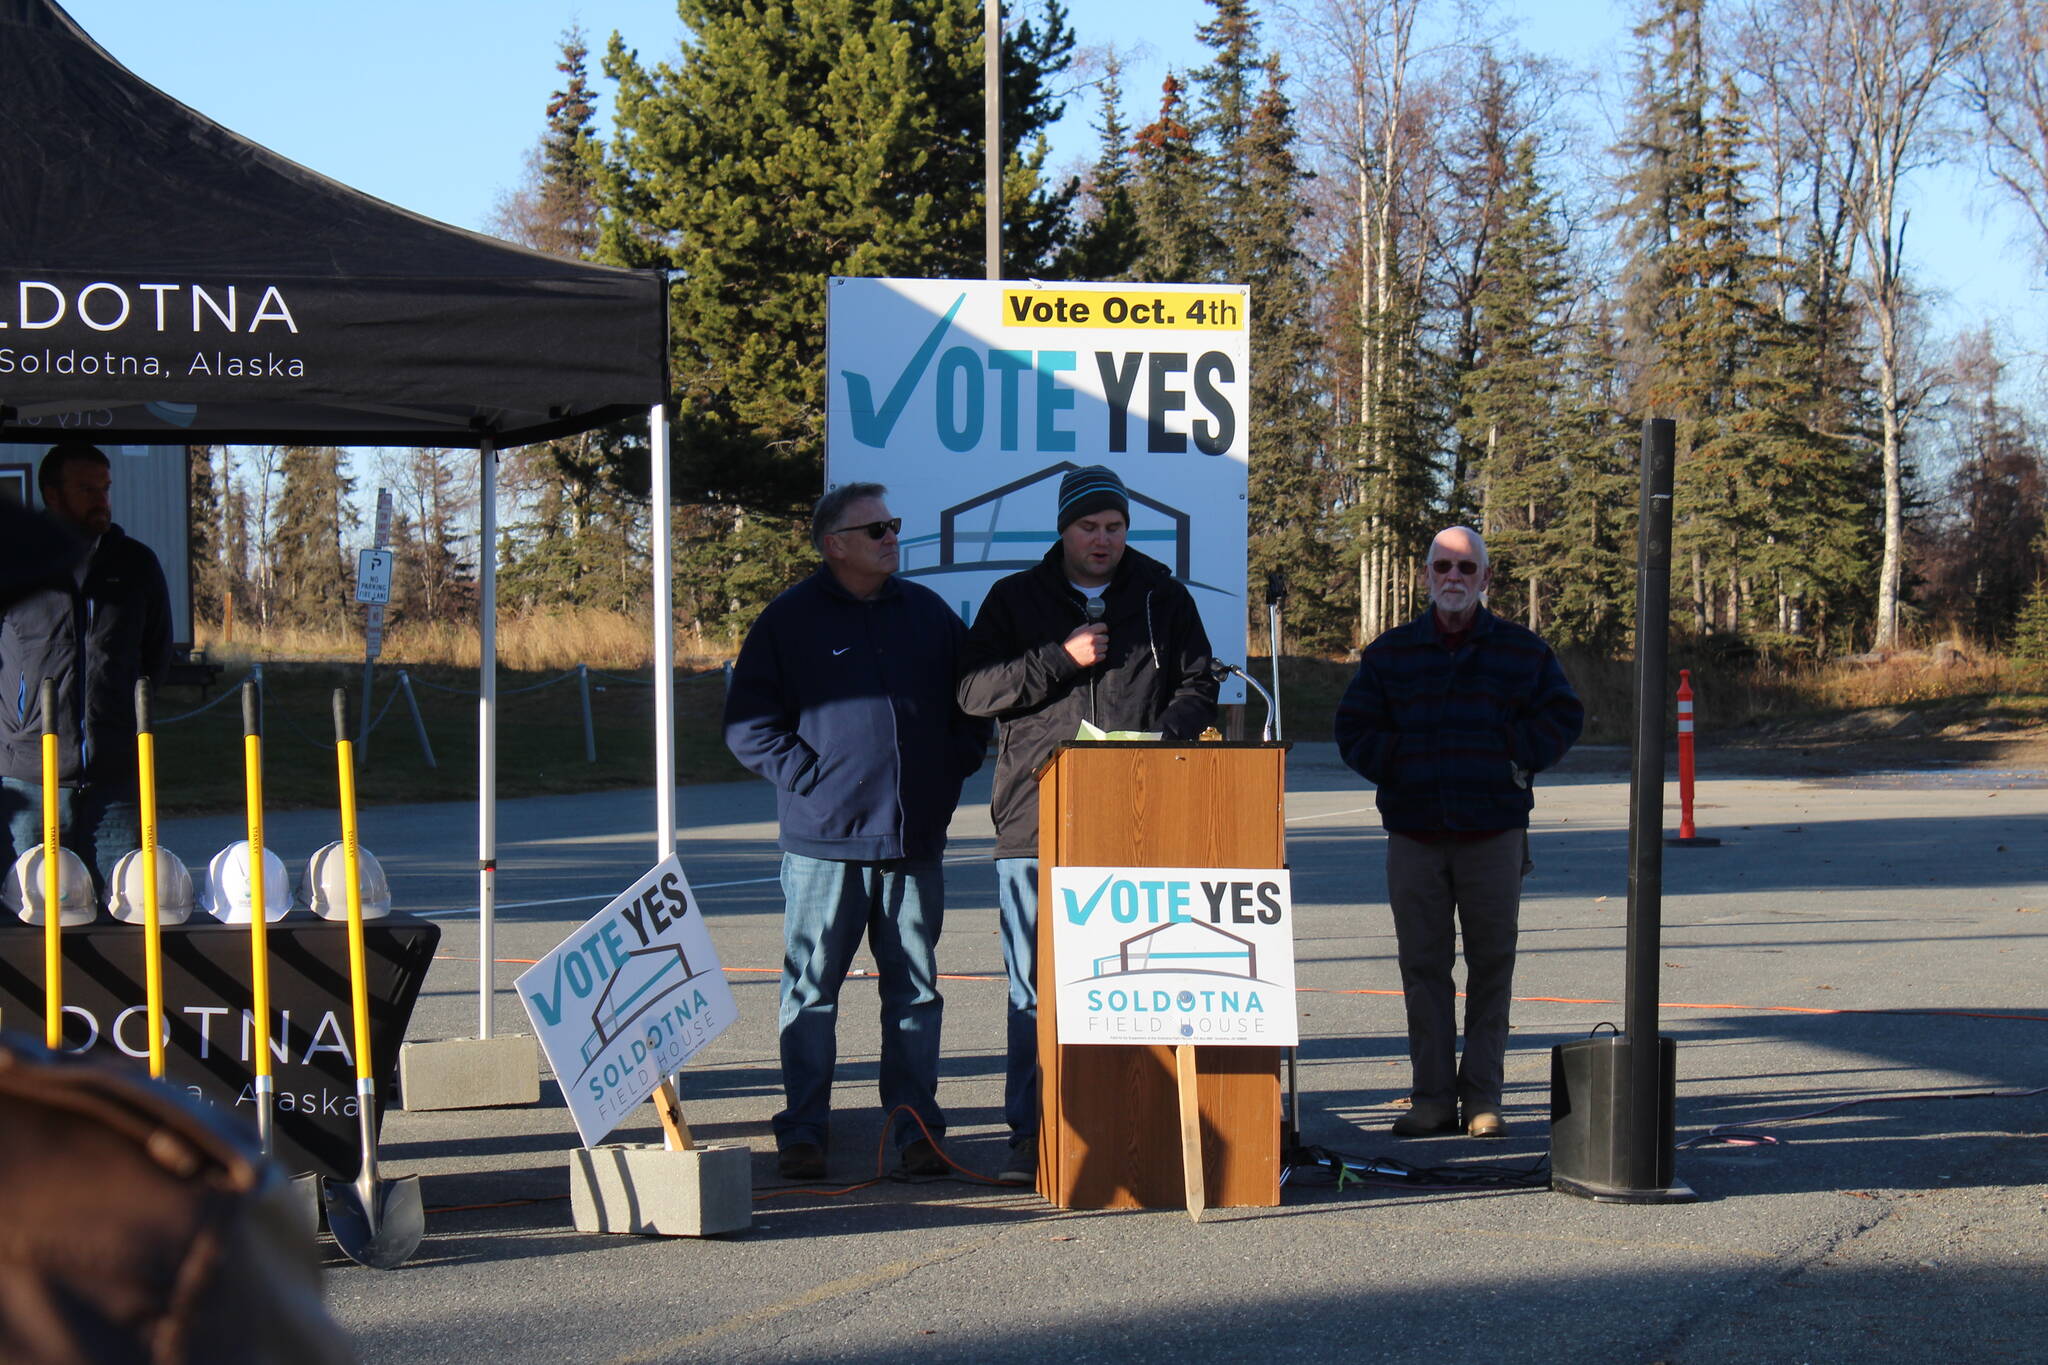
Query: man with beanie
958,465,1218,1181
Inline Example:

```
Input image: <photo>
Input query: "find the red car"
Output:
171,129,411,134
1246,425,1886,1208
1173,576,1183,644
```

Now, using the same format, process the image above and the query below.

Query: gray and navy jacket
958,543,1218,859
723,567,991,863
1334,606,1583,834
0,520,172,788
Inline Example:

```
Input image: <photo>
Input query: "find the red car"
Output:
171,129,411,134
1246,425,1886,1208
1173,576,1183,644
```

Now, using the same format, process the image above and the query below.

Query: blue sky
54,0,2046,358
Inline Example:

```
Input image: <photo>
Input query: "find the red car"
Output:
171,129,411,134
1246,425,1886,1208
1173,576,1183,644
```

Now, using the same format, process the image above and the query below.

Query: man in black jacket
724,483,990,1182
958,465,1217,1180
0,443,172,895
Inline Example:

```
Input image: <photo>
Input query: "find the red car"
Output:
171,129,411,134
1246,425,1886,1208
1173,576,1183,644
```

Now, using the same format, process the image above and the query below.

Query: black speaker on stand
1550,418,1696,1204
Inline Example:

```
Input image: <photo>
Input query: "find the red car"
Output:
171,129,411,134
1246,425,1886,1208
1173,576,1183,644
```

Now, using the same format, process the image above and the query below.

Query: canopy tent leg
395,438,538,1112
648,402,693,1128
478,438,498,1040
652,403,676,858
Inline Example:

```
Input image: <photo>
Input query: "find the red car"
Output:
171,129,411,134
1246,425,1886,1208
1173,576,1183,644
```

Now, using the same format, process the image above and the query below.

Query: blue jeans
995,856,1040,1140
775,852,945,1152
0,776,137,898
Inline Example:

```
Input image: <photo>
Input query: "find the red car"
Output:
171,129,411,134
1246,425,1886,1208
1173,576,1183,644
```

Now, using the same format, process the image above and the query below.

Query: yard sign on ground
1049,865,1297,1046
517,855,738,1147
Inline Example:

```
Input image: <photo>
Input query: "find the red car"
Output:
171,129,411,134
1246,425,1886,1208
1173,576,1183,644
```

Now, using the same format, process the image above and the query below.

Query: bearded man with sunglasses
1334,526,1583,1139
724,483,992,1182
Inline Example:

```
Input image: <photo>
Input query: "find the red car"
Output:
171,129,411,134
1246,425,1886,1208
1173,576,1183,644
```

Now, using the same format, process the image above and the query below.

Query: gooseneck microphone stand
1207,657,1298,1155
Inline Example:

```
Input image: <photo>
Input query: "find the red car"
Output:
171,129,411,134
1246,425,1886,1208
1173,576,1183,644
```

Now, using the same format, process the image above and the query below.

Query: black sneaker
999,1136,1036,1183
777,1141,826,1180
899,1138,948,1177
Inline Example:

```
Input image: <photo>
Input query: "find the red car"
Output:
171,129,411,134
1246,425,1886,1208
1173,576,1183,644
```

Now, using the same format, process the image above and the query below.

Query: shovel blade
322,1173,423,1270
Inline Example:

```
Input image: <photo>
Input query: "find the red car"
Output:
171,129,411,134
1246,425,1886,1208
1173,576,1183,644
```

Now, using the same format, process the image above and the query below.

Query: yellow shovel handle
335,690,373,1084
137,679,164,1079
242,682,271,1081
41,677,60,1051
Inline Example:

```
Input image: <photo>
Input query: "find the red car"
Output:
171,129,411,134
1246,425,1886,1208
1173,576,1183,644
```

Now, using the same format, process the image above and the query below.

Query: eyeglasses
830,518,901,540
1430,559,1482,576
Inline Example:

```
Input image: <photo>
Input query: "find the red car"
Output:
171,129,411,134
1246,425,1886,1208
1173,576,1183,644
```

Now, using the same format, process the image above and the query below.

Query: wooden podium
1034,741,1287,1209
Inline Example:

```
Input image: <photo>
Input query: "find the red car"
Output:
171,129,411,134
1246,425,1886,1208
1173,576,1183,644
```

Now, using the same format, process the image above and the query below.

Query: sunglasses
1430,558,1482,576
830,517,901,540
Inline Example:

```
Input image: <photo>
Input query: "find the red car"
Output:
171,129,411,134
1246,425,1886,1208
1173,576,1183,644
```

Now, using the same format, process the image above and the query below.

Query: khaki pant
1385,829,1529,1113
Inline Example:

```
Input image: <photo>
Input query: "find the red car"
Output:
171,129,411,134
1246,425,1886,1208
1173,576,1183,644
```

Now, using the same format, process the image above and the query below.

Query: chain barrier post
398,670,436,770
579,663,597,764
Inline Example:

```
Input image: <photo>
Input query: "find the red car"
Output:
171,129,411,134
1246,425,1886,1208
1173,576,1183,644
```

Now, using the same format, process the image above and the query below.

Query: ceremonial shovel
321,689,423,1268
240,683,323,1232
39,680,62,1049
134,681,166,1079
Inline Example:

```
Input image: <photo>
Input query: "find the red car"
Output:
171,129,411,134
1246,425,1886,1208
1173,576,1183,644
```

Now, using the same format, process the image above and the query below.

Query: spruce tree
600,0,1078,520
270,446,356,630
1128,73,1214,284
1058,50,1144,280
1463,135,1570,631
2011,574,2048,675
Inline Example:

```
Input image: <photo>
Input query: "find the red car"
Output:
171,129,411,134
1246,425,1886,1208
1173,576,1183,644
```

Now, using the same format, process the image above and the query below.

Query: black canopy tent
1,0,678,1048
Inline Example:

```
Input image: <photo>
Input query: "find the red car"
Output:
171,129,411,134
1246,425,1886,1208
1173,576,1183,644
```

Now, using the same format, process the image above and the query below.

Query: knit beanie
1056,465,1130,532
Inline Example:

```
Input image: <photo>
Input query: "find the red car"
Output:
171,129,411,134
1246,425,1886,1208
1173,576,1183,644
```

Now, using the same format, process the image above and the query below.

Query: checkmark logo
832,647,850,656
1061,872,1115,927
842,292,966,447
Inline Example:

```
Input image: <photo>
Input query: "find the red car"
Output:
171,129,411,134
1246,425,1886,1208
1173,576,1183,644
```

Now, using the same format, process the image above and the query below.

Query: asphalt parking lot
164,741,2048,1364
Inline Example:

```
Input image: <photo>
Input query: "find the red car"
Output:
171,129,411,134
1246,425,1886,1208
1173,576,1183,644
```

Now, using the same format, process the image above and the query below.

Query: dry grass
194,607,740,672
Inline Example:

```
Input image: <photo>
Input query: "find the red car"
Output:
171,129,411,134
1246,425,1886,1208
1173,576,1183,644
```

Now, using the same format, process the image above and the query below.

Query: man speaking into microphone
958,465,1218,1181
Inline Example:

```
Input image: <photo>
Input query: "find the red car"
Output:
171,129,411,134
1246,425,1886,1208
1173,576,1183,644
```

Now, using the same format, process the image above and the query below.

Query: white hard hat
104,846,197,925
200,841,293,923
297,841,392,921
6,846,97,926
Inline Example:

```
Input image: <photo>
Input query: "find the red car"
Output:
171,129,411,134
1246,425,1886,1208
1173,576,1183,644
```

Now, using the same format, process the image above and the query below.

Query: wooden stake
653,1079,694,1152
1175,1043,1204,1222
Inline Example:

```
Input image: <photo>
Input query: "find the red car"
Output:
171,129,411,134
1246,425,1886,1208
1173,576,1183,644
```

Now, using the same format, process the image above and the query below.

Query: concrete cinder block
569,1143,752,1237
398,1034,540,1110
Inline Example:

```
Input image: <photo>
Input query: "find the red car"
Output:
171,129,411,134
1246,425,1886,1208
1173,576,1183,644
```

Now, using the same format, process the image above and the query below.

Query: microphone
1084,596,1106,624
1209,660,1279,743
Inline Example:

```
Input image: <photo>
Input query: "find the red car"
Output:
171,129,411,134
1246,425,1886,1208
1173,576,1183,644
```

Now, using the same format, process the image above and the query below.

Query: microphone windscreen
1085,597,1106,623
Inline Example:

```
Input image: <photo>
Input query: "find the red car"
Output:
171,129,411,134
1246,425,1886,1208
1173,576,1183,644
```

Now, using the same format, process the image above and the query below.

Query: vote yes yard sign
1049,866,1297,1047
517,856,738,1147
824,277,1252,702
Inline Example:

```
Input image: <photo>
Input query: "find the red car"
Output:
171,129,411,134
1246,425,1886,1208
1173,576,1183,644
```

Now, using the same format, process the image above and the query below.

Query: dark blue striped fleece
1334,606,1584,833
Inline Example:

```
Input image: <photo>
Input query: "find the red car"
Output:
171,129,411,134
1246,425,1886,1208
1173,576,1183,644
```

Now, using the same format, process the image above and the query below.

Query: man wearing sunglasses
957,464,1219,1182
1334,526,1583,1139
724,482,992,1182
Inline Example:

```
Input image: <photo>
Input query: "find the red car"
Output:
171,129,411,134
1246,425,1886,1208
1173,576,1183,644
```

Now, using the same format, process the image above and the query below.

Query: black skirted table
0,915,439,1179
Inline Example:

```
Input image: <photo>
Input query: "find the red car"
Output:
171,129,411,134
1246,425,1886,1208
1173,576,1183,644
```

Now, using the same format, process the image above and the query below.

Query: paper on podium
1075,720,1163,742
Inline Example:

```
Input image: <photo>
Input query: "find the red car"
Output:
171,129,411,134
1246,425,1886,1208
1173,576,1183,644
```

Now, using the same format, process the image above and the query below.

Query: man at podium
1334,526,1583,1139
958,465,1218,1181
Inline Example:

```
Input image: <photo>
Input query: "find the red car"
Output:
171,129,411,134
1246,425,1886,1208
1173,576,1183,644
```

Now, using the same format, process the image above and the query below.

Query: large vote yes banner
824,277,1252,702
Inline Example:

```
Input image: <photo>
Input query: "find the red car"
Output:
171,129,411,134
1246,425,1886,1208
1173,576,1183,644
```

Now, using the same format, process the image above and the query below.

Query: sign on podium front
1048,865,1297,1047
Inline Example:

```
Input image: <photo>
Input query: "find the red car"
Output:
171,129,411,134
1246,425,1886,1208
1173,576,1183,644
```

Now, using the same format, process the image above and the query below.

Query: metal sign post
355,490,394,760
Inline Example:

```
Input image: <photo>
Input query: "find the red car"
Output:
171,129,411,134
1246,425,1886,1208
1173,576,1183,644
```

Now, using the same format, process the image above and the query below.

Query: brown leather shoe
1390,1101,1459,1136
1465,1109,1506,1138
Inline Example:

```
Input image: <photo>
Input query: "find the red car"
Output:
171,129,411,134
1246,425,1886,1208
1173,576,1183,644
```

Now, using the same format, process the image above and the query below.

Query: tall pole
984,0,1002,281
652,405,677,860
1623,418,1675,1183
477,439,498,1040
